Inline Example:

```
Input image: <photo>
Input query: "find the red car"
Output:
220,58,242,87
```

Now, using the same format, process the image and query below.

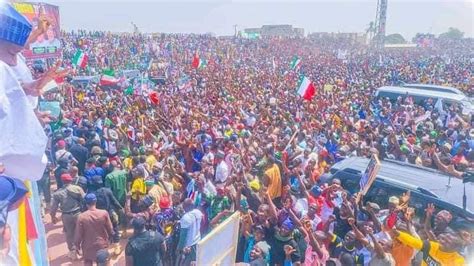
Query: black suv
320,157,474,228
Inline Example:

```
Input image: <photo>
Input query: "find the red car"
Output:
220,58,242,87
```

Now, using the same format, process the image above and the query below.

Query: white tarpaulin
0,61,47,181
196,211,240,266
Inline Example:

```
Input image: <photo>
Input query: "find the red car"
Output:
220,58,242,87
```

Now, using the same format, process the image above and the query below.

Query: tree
385,33,406,44
412,33,435,43
439,27,464,39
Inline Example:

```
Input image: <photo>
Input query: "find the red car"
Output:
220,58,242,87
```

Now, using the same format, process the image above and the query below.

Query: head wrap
281,218,295,231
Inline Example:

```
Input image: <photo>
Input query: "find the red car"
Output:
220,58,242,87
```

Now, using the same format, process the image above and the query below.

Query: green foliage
385,33,406,44
439,27,464,40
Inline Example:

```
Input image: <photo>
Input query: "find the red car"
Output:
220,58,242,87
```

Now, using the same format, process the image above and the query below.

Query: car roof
330,157,474,213
402,83,464,95
376,86,467,102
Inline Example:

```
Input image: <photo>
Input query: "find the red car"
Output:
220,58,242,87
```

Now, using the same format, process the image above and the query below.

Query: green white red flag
296,75,316,101
289,56,301,70
72,50,88,68
100,69,118,86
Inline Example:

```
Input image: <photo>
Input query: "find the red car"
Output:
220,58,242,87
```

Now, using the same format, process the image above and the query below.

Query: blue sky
30,0,473,39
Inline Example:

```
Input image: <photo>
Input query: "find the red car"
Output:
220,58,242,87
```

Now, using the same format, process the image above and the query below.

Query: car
375,86,473,116
320,157,474,224
402,83,466,97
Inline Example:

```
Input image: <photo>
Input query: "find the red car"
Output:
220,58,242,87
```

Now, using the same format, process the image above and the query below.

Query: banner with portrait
13,2,61,59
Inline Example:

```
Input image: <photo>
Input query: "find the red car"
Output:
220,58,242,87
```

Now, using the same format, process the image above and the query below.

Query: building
243,25,304,38
308,32,367,44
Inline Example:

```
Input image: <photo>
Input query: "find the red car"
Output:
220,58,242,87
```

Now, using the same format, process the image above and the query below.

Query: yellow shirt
130,178,147,200
397,232,465,266
123,157,133,170
265,164,282,199
146,155,157,170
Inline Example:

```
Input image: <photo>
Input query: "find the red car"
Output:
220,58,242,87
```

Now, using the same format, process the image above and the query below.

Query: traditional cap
0,3,32,47
366,201,380,211
0,175,28,206
84,193,97,204
443,143,452,151
388,196,400,205
436,210,453,224
254,241,270,257
60,173,73,182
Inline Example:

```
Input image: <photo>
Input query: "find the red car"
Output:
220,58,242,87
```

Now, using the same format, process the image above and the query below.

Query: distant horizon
27,0,473,39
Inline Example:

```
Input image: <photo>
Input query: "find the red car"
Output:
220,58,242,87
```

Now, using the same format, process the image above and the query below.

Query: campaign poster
359,154,381,196
13,2,61,59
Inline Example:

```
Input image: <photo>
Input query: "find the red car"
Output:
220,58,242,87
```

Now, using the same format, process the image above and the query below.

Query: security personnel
50,173,85,260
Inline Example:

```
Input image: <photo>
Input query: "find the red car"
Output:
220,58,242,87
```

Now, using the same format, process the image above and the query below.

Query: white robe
0,60,47,181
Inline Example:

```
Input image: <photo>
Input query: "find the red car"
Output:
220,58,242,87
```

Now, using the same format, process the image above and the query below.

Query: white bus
375,86,473,116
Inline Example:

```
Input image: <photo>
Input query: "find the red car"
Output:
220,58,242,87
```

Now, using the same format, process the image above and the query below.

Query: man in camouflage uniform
50,173,85,260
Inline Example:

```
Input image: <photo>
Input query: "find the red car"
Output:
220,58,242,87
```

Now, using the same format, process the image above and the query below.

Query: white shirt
0,60,47,181
180,209,203,247
11,54,37,108
215,161,229,183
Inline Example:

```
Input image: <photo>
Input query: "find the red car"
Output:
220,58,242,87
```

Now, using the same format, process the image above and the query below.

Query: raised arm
263,189,279,223
348,218,370,246
423,203,437,241
368,232,386,259
392,230,423,251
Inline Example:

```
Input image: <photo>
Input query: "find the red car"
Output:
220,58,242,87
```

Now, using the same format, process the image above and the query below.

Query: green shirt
105,169,128,206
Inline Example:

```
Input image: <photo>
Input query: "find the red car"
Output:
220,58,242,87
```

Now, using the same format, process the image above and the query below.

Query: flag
296,75,316,101
192,52,200,68
272,57,276,70
127,126,136,141
198,58,207,69
100,69,118,86
191,52,207,69
72,50,88,68
289,56,301,70
124,86,134,95
149,91,159,105
435,98,445,115
178,75,191,90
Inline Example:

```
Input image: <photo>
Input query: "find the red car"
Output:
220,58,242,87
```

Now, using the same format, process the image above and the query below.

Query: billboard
13,2,61,59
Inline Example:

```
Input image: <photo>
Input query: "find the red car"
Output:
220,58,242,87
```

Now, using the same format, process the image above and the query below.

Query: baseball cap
60,173,73,182
84,193,97,204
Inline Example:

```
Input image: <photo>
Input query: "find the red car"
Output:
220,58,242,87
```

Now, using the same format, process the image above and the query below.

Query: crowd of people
31,31,473,266
1,4,473,265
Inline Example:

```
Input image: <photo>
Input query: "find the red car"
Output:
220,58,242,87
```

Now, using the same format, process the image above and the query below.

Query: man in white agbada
0,3,66,181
